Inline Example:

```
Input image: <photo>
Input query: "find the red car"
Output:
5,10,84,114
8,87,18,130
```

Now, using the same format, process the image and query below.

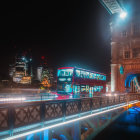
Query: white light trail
0,97,26,102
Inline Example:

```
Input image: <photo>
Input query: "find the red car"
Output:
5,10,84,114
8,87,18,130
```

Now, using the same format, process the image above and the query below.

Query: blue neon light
120,66,124,75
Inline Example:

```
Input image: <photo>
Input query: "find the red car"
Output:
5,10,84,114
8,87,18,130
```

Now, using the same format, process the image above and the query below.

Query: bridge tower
100,0,140,93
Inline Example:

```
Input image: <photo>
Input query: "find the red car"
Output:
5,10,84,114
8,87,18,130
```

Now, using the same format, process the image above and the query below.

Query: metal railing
0,94,139,137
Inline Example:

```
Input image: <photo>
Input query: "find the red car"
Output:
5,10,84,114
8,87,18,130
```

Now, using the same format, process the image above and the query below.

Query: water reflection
94,105,140,140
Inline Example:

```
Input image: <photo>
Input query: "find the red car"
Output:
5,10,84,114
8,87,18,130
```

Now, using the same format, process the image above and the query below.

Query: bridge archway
111,62,140,93
125,73,140,93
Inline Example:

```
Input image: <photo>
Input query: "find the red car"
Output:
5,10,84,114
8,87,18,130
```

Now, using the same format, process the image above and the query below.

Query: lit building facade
10,54,32,84
110,15,140,92
100,0,140,93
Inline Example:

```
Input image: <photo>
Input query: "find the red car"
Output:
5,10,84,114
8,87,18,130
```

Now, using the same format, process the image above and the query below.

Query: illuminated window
57,69,73,77
100,74,103,80
97,74,100,80
93,73,96,79
124,51,130,59
75,70,80,77
89,73,93,79
93,86,103,92
58,78,66,81
57,83,72,92
103,76,106,81
67,78,72,81
80,71,84,78
81,71,86,78
86,85,89,92
81,85,86,92
85,72,89,78
95,74,99,80
59,71,64,76
100,75,103,80
92,73,95,79
65,84,72,92
73,85,80,93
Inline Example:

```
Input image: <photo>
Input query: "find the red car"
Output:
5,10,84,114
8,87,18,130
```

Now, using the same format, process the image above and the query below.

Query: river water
94,106,140,140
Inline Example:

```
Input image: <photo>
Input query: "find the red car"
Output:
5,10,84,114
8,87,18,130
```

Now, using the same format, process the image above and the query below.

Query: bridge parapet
0,94,140,138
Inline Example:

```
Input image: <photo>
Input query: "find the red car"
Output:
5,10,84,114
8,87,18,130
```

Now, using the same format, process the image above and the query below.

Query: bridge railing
0,94,139,136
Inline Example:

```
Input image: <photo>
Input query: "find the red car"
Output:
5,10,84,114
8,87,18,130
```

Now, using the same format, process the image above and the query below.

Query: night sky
0,0,110,79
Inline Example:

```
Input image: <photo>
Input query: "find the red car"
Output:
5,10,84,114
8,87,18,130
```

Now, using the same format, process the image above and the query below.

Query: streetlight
120,11,127,19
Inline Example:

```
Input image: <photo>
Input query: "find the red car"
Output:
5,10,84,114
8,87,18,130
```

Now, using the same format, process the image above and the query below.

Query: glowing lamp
120,11,127,19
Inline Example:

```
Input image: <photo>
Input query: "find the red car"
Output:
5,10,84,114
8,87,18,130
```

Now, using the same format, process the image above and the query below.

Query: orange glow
41,78,51,88
20,76,31,84
22,76,31,80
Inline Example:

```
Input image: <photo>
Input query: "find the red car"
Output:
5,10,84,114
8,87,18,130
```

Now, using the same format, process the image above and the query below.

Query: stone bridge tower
100,0,140,93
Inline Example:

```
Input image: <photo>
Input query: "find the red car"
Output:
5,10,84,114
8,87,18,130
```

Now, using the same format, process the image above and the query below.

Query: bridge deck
0,94,140,139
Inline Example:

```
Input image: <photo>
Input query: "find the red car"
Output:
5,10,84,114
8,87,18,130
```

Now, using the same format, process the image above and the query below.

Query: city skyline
0,1,140,140
0,0,110,79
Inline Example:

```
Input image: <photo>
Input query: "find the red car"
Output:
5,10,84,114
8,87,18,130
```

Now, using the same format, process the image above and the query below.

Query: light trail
0,97,26,102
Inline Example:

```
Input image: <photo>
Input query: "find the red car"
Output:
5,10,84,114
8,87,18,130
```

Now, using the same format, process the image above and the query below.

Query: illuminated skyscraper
10,53,32,84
